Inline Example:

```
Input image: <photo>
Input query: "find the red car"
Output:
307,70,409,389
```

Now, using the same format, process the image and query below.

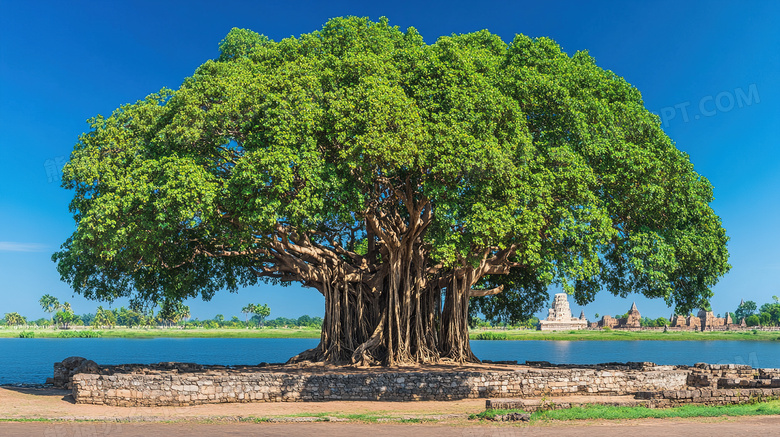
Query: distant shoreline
1,327,779,342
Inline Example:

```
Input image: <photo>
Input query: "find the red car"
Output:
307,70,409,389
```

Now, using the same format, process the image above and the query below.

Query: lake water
1,338,778,385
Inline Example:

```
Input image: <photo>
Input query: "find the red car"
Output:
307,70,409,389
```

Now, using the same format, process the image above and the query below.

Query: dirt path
1,387,779,436
0,386,487,420
3,418,780,437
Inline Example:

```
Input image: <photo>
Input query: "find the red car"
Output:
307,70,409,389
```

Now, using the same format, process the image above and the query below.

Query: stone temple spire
630,302,638,312
579,311,586,320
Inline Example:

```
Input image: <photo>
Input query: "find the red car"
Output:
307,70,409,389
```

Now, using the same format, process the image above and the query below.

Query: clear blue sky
1,0,778,322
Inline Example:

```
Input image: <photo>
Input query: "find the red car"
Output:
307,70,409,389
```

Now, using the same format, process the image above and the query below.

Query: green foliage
745,315,761,327
54,16,730,327
473,331,508,340
80,313,95,326
57,330,103,338
251,303,270,327
654,316,670,327
4,312,26,327
112,306,145,327
639,316,669,327
18,331,35,338
39,294,60,321
93,306,117,328
53,301,77,329
202,320,219,329
759,302,780,326
735,300,758,321
156,300,190,327
264,316,323,329
474,400,780,422
218,27,270,61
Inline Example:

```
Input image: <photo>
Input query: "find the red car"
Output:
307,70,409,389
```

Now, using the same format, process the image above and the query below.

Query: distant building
669,308,738,331
538,293,588,331
592,302,642,329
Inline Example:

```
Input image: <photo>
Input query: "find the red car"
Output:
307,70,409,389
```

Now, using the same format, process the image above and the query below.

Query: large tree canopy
55,17,730,365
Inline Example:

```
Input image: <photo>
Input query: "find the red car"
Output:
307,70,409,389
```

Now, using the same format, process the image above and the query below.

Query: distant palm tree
178,305,191,325
4,312,26,328
242,304,255,325
39,294,60,322
93,306,108,328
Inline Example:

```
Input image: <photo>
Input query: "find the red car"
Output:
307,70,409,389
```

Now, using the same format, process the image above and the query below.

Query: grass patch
334,413,382,422
472,400,780,422
18,331,35,338
57,330,103,338
2,326,777,341
0,327,321,339
397,417,437,423
470,408,529,420
468,329,780,342
474,331,507,340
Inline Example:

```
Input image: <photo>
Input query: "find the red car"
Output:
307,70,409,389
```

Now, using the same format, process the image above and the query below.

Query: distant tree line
466,295,780,330
730,297,780,327
183,314,322,329
0,295,320,330
468,315,541,330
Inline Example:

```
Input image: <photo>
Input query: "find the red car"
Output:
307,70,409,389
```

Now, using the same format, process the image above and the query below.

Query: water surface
0,338,777,385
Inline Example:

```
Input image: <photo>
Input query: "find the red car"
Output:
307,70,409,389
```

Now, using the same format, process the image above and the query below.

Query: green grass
468,329,780,342
333,413,383,422
56,330,102,338
472,400,780,422
473,331,508,340
1,326,777,341
0,327,321,339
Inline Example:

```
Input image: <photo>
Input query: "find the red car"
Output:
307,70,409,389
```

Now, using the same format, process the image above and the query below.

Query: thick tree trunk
287,252,478,366
278,193,501,366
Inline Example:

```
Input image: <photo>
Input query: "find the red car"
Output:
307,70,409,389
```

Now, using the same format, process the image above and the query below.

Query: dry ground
1,386,779,437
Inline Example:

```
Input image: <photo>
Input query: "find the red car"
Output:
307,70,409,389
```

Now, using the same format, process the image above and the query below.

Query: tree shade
54,17,730,365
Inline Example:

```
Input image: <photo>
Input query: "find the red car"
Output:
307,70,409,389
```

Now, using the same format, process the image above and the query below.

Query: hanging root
285,344,324,364
351,313,386,366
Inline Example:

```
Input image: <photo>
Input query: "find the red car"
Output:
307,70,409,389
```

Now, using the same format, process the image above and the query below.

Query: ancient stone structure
624,302,641,327
593,302,642,329
669,308,739,331
538,293,588,331
58,358,780,408
49,356,99,389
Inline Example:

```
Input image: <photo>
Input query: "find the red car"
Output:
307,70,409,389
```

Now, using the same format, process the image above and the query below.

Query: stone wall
635,387,780,407
70,361,690,407
64,359,780,408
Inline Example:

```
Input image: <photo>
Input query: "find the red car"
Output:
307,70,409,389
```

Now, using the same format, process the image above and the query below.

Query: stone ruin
538,293,588,331
51,356,780,408
588,301,747,331
49,356,100,389
669,308,742,331
592,302,642,329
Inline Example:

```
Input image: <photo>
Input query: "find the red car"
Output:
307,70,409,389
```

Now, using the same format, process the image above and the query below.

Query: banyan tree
54,17,730,365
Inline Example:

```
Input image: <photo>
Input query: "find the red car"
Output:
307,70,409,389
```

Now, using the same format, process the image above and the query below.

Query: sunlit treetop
55,17,730,364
